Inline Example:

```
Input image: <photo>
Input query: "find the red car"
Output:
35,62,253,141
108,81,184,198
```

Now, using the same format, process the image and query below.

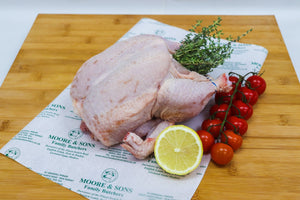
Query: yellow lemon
154,125,203,175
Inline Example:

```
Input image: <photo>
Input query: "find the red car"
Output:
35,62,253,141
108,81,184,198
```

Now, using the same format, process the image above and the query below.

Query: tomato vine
197,71,267,165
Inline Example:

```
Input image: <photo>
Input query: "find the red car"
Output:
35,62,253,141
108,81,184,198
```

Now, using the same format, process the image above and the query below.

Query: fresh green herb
173,17,253,75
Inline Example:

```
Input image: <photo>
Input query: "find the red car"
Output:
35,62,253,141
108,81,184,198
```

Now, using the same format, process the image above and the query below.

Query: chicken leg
121,121,174,159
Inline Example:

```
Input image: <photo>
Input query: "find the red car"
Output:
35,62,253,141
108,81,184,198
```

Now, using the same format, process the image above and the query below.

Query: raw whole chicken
70,34,231,159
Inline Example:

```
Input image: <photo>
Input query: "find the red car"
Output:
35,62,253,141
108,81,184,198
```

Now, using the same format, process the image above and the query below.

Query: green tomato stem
218,74,243,141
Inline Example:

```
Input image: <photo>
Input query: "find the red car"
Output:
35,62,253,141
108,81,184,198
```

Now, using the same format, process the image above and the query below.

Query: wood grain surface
0,14,300,200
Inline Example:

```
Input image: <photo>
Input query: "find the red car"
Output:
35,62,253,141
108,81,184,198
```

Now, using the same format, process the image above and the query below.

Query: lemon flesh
154,125,203,175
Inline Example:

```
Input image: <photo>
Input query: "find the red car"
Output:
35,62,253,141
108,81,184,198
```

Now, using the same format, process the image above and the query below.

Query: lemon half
154,125,203,175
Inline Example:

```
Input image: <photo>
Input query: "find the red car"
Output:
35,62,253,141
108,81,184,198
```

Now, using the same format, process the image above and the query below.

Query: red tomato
210,143,234,165
229,76,242,90
215,88,236,104
209,104,231,120
197,130,215,154
229,76,239,83
201,118,223,138
246,75,266,95
231,100,253,120
221,130,243,151
225,116,248,136
236,87,259,105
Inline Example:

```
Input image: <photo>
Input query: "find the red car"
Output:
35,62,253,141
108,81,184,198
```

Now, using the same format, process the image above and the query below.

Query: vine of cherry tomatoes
197,72,267,165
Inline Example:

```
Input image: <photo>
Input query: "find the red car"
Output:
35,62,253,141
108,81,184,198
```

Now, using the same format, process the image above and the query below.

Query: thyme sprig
173,17,253,75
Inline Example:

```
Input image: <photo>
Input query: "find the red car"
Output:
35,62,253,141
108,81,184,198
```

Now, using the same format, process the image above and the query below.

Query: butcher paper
0,18,268,200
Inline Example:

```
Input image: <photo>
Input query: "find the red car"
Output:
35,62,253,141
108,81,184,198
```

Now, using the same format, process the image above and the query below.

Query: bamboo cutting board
0,14,300,200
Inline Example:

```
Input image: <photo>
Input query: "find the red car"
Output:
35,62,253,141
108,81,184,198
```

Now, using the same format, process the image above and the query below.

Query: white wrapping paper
0,18,268,200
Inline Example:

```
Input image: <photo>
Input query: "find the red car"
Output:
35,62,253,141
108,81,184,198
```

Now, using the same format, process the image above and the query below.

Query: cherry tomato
210,143,234,165
236,87,259,105
229,76,242,90
231,100,253,120
215,88,236,104
201,118,223,138
246,75,266,95
221,130,243,151
197,130,215,154
225,116,248,136
209,104,231,120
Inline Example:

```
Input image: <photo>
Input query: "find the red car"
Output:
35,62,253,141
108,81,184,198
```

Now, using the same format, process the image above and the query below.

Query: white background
1,0,300,86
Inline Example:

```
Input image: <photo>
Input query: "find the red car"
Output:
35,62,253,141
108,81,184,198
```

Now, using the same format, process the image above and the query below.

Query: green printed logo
49,104,66,110
80,169,133,196
101,168,118,183
5,147,21,159
155,29,165,36
68,128,83,140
